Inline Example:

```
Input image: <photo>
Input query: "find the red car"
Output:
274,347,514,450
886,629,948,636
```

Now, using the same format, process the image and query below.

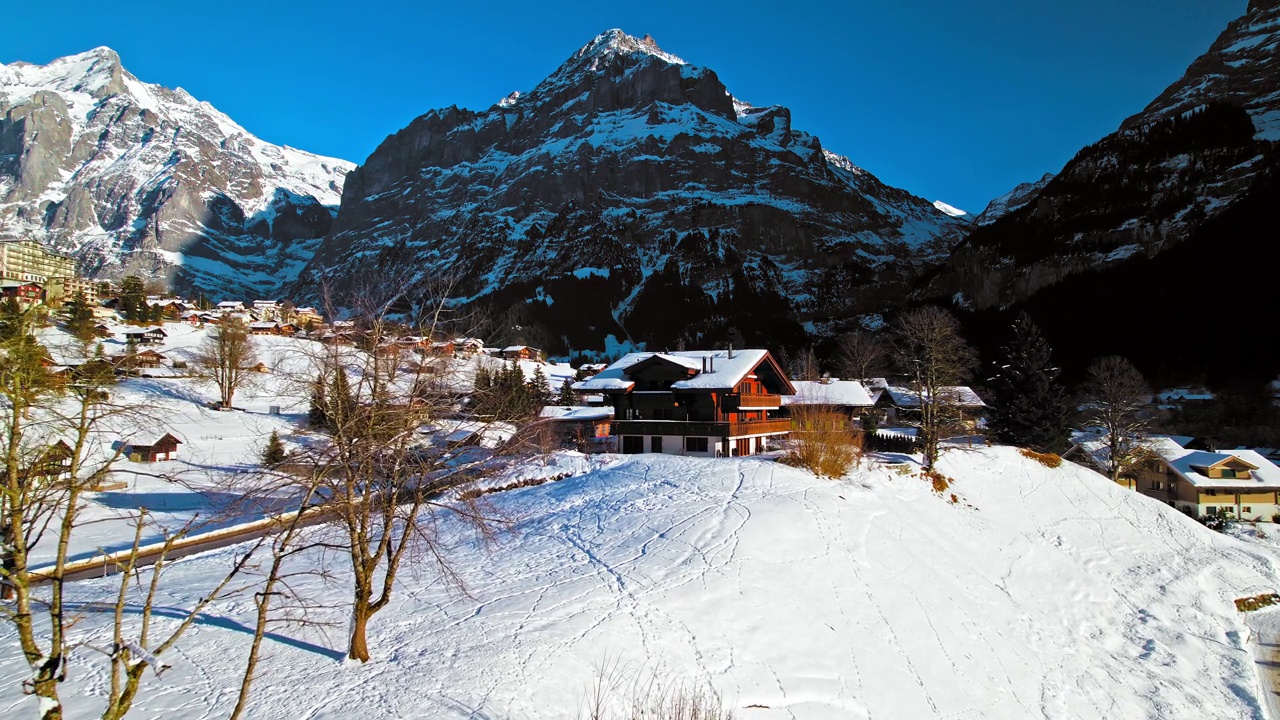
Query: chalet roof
881,385,985,408
503,345,539,352
121,326,167,336
248,321,279,329
573,349,792,393
1147,437,1280,489
128,432,184,448
783,379,875,408
538,405,615,422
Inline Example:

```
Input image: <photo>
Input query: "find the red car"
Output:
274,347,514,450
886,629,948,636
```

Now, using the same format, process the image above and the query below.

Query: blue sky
1,1,1244,213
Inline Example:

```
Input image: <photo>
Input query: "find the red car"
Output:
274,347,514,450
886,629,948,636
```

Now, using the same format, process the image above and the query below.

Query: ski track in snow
3,446,1280,719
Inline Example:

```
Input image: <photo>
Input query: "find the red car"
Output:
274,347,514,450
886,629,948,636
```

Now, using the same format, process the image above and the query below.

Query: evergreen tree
556,377,577,406
118,275,146,322
987,312,1070,453
62,290,96,344
308,372,329,429
328,366,355,429
262,430,287,465
528,365,552,409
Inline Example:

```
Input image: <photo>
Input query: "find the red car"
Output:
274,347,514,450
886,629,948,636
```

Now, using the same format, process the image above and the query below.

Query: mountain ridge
0,46,354,297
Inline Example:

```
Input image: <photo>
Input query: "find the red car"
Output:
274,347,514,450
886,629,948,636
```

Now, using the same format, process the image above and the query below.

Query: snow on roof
882,385,985,408
574,349,773,392
1154,387,1215,403
783,380,875,407
1149,438,1280,489
538,406,615,422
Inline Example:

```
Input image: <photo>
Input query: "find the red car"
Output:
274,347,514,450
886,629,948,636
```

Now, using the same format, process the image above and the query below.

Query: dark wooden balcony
724,392,782,410
611,418,791,437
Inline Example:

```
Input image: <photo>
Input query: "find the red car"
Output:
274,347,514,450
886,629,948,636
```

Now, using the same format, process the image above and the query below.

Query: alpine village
3,2,1280,719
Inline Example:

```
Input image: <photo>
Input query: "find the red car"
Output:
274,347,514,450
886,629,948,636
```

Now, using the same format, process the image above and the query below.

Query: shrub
262,430,286,466
1235,593,1280,612
580,661,735,720
922,469,952,494
781,406,861,478
1019,448,1063,468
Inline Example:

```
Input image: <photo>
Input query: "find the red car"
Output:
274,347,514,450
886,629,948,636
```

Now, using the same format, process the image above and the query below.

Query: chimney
708,354,714,373
701,357,707,373
727,345,735,360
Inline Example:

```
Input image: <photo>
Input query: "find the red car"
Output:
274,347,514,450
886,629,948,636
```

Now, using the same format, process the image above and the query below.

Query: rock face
300,30,967,353
0,48,354,297
925,0,1280,311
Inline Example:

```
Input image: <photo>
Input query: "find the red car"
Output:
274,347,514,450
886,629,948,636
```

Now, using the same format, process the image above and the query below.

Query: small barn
125,433,183,462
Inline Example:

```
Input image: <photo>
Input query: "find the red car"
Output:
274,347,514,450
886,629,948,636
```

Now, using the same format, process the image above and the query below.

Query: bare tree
1,318,259,719
196,318,258,409
285,279,503,664
790,347,821,382
893,306,976,470
1081,355,1151,483
837,330,886,383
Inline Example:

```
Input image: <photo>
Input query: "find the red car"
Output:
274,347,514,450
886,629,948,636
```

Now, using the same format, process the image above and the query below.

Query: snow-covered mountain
0,48,354,297
973,172,1054,226
299,30,967,352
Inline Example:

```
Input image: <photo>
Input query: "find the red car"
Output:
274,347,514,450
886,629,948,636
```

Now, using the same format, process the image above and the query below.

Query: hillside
298,30,967,354
0,48,354,297
3,446,1277,718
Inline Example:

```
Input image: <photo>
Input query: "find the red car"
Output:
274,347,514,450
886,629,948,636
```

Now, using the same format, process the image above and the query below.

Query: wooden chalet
573,349,795,457
116,349,167,370
21,440,74,484
121,327,167,345
875,384,987,425
501,345,542,361
125,433,183,462
1,280,44,309
782,378,876,425
1074,435,1280,521
537,405,615,448
427,340,456,356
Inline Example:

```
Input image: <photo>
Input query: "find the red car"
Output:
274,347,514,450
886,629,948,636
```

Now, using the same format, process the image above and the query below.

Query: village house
782,378,876,426
0,280,44,309
536,405,615,448
22,440,74,484
216,300,245,313
874,384,987,426
501,345,542,361
578,363,609,377
454,337,485,356
124,433,183,462
293,306,324,327
121,327,168,345
1098,436,1280,520
116,349,167,371
427,340,455,356
574,349,795,457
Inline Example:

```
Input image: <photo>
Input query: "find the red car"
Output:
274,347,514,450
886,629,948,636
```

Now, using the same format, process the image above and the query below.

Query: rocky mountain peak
302,30,965,354
0,47,353,297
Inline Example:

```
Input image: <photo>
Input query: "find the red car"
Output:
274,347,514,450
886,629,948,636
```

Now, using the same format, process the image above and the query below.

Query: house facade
574,349,795,457
125,433,183,462
1126,437,1280,520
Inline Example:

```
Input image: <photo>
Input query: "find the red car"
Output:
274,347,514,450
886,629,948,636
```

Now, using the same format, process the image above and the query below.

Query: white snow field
3,444,1279,719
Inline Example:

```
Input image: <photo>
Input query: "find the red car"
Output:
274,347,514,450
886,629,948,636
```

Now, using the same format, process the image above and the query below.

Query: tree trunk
348,605,371,662
32,674,62,720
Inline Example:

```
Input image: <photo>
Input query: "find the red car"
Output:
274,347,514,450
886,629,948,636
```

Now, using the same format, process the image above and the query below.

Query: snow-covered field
3,443,1278,719
25,322,573,566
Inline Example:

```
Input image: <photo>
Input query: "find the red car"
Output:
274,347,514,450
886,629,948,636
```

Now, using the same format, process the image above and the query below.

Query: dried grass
1018,448,1063,468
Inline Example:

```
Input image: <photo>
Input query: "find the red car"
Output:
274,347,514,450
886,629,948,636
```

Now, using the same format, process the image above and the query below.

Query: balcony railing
612,418,792,438
725,392,782,409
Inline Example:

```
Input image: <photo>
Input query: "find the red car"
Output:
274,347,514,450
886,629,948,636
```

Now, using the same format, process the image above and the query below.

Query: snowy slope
0,48,354,297
973,172,1055,226
4,446,1277,718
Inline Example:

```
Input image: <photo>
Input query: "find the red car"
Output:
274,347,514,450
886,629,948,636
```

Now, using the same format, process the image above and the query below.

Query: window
653,408,673,420
651,436,663,453
622,436,643,454
1244,506,1253,513
685,437,708,453
1220,469,1238,479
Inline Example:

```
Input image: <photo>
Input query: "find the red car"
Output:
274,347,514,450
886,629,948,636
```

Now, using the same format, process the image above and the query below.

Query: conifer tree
987,312,1070,453
262,430,287,465
556,377,577,406
62,290,97,344
528,365,552,409
118,275,146,322
308,372,329,429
